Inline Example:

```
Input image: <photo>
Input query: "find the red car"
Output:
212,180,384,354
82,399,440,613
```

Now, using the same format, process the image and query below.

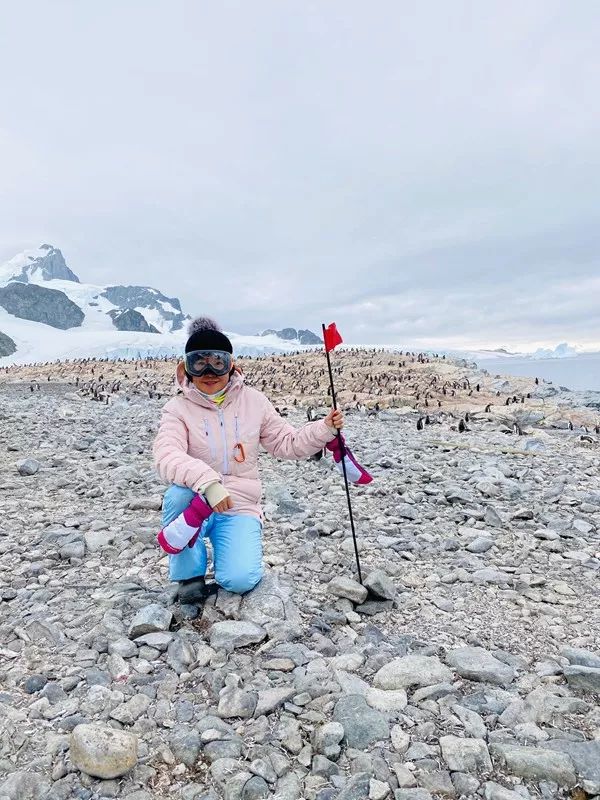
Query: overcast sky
1,1,599,351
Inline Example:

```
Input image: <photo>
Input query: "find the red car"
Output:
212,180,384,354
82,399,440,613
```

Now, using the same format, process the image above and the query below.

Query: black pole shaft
322,323,363,584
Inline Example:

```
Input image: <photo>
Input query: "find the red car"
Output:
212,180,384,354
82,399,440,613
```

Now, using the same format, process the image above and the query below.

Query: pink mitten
326,433,373,485
157,494,212,554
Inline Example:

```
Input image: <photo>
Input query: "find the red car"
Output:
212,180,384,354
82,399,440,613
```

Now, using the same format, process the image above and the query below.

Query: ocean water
477,353,600,393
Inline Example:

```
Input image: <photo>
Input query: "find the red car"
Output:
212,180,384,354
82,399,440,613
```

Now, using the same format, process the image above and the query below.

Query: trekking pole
322,323,363,584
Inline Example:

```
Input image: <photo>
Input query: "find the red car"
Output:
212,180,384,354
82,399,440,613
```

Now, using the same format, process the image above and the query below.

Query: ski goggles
184,350,233,377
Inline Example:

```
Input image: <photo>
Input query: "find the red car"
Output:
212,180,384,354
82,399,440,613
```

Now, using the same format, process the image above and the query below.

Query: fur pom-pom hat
185,317,233,353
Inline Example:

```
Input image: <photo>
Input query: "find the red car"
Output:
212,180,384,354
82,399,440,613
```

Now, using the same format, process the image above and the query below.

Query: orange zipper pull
233,442,246,463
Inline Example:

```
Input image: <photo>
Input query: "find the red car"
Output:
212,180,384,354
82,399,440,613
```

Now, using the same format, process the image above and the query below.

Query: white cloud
0,0,599,348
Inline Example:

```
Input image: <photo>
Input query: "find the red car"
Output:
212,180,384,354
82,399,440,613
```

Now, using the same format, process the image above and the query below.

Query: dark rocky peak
10,245,80,284
108,308,159,333
101,286,187,331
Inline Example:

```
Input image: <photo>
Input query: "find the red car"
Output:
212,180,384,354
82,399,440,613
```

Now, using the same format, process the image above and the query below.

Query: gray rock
439,736,492,773
374,655,453,689
0,771,51,800
466,537,494,553
128,604,173,638
222,770,253,800
563,664,600,693
451,773,480,796
363,570,397,600
451,704,487,739
249,758,277,784
133,631,174,651
490,744,576,787
312,722,344,759
483,782,523,800
210,621,267,651
336,772,370,800
107,638,138,658
365,687,408,713
328,576,368,604
545,739,600,794
312,754,339,778
16,458,40,476
241,775,270,799
254,686,295,717
560,646,600,669
394,790,433,800
416,770,455,797
333,695,389,749
22,675,48,693
84,530,116,552
69,724,138,779
218,689,258,719
109,694,151,724
446,646,515,686
59,539,85,559
169,727,202,766
275,772,303,800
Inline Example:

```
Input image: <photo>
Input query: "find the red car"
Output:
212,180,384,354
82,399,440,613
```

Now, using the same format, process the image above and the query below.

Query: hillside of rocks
0,353,599,800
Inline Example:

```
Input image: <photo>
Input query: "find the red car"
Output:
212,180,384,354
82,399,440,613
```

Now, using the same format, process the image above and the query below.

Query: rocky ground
0,356,599,800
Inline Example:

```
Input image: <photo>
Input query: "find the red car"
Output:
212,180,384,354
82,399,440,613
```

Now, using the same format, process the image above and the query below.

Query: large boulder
0,282,84,329
69,724,138,778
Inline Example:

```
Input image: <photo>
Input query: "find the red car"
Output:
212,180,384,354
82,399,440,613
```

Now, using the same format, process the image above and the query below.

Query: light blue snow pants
162,484,263,594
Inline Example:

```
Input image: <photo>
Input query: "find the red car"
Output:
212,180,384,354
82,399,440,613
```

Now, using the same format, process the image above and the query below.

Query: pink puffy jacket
153,363,336,520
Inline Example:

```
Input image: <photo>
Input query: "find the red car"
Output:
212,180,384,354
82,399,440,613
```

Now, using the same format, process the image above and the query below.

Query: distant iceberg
530,343,579,360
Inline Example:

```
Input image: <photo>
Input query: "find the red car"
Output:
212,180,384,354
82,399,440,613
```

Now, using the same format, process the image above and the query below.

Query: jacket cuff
317,419,339,444
203,481,230,508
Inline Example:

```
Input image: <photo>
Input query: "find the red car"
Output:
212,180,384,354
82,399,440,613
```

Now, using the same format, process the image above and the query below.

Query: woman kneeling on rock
153,316,343,604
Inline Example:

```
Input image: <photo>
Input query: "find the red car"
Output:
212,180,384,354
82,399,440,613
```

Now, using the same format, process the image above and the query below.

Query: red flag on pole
323,322,343,353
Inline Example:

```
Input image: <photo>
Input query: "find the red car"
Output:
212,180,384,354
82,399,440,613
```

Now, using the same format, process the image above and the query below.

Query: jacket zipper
217,408,229,474
204,419,217,461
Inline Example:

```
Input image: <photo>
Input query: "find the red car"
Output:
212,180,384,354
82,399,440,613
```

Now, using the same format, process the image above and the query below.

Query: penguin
458,418,467,433
485,404,492,413
417,417,424,430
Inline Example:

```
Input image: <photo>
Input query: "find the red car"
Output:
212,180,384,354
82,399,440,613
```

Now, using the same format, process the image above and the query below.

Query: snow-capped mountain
259,327,322,345
0,244,80,284
0,244,323,364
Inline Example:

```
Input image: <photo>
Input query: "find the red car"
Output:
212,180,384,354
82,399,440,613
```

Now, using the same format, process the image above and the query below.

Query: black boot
178,576,207,605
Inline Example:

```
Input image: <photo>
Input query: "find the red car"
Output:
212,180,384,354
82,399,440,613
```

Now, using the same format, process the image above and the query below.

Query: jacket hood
175,361,245,409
